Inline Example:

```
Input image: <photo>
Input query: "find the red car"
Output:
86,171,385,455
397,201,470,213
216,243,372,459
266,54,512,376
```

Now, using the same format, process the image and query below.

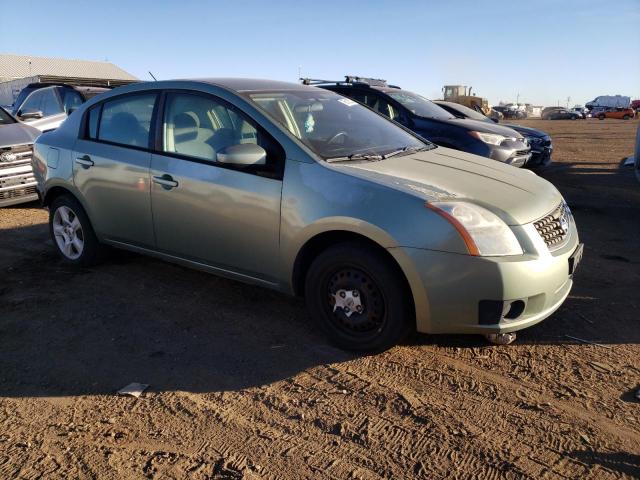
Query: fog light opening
479,299,526,325
503,300,525,320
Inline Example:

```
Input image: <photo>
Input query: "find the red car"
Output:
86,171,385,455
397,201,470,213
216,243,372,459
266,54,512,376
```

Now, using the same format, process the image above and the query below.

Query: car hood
446,117,524,138
502,124,547,138
0,122,40,148
338,147,561,225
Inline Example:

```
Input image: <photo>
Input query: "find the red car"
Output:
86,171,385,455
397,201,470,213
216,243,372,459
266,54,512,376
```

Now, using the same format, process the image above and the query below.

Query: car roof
190,78,312,92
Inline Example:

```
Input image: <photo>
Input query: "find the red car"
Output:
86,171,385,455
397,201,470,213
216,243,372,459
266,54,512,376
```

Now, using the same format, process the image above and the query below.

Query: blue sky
2,0,639,106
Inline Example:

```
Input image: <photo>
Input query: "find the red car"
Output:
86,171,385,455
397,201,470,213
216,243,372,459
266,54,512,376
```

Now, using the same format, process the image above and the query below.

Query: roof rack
344,76,388,87
300,78,345,86
300,76,398,88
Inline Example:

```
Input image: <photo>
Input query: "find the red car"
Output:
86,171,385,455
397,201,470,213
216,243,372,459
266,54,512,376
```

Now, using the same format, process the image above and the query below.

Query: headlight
427,202,523,256
469,131,507,145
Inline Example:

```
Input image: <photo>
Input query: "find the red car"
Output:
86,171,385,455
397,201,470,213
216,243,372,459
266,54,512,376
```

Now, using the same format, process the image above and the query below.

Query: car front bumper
488,145,532,168
392,224,581,335
528,145,553,166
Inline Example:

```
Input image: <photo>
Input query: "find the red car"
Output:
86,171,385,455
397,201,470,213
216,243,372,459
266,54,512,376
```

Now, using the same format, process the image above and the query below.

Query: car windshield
387,91,454,120
246,90,430,160
0,107,16,125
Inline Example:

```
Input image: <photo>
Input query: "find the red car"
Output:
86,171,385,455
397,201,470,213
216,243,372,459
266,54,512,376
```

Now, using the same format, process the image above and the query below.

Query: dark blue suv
307,77,531,167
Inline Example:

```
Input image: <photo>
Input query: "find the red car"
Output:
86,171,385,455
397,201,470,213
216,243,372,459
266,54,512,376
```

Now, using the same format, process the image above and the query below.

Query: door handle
75,155,94,168
152,174,179,189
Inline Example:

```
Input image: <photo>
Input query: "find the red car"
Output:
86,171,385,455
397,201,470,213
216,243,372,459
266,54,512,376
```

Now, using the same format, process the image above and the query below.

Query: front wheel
304,243,413,351
598,114,605,120
49,195,105,266
623,115,630,120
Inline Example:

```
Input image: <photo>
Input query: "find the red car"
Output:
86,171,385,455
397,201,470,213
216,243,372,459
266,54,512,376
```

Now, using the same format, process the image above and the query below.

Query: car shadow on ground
566,451,640,478
0,221,363,398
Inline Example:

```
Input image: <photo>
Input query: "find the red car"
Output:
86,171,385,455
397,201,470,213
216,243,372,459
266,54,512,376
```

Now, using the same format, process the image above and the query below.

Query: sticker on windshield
304,113,315,133
338,98,358,107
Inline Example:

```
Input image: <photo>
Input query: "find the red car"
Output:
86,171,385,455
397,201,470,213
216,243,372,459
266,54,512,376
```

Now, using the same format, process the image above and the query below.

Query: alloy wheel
52,205,84,260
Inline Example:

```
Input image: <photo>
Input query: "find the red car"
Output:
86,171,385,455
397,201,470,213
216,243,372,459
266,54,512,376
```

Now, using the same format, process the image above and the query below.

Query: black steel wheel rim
322,265,386,338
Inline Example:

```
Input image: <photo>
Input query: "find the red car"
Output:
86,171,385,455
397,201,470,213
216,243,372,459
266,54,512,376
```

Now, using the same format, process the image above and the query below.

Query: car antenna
148,71,158,81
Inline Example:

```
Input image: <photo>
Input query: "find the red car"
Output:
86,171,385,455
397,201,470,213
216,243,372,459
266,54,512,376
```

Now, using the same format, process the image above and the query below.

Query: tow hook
485,332,517,345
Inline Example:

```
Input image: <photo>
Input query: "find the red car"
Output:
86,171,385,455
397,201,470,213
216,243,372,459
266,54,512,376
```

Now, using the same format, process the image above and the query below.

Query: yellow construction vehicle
442,85,490,115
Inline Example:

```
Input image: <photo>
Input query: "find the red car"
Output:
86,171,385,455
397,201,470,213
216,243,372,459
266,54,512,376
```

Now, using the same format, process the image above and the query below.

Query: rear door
73,92,158,247
149,90,284,281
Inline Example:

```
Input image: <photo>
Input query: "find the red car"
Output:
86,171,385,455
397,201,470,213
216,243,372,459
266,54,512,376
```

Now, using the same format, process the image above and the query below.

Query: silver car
32,79,583,350
0,106,40,207
11,84,110,132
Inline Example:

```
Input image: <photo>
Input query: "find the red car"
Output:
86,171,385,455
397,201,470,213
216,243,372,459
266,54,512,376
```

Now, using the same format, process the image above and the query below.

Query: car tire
598,114,605,120
623,115,630,120
49,194,105,267
304,242,413,351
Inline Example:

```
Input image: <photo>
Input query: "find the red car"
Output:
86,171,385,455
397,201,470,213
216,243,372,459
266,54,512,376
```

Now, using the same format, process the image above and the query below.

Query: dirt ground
1,118,639,479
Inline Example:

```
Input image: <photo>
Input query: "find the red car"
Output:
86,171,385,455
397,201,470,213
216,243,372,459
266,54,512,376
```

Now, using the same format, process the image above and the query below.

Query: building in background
0,53,137,106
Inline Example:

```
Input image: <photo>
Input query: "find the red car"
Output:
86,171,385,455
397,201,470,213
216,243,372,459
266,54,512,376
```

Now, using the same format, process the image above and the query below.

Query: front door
73,92,158,247
150,91,284,282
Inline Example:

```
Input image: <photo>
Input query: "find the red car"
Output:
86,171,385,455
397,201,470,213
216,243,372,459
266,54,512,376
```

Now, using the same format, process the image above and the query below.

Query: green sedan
31,79,582,350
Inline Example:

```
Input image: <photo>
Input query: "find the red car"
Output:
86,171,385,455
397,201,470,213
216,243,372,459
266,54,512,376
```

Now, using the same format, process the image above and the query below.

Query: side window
87,105,100,139
162,92,284,177
41,88,63,116
351,91,400,122
98,94,156,148
384,100,402,122
20,89,45,114
62,90,84,114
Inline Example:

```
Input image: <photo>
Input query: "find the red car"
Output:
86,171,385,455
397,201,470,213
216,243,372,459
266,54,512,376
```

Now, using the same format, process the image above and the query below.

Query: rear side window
96,94,157,148
87,106,100,138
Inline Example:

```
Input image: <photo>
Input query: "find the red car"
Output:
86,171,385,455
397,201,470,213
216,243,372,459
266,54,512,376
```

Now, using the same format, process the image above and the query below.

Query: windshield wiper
326,153,384,163
382,145,434,159
326,145,434,163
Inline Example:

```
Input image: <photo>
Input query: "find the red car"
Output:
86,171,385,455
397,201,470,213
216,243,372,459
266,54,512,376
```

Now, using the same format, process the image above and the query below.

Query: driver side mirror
18,109,43,120
217,143,266,166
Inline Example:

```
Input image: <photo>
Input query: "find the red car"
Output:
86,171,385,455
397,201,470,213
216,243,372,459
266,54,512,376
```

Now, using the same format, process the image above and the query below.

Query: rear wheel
49,195,105,266
304,243,413,351
598,114,605,120
623,115,630,120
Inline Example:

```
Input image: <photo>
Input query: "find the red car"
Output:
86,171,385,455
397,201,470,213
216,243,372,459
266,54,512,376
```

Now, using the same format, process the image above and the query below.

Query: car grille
515,149,530,157
533,203,570,250
0,143,33,165
0,184,37,201
0,143,37,202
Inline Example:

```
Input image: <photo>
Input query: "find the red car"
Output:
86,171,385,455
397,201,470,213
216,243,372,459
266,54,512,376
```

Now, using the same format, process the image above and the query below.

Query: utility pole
298,65,301,80
516,92,520,105
567,96,571,108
